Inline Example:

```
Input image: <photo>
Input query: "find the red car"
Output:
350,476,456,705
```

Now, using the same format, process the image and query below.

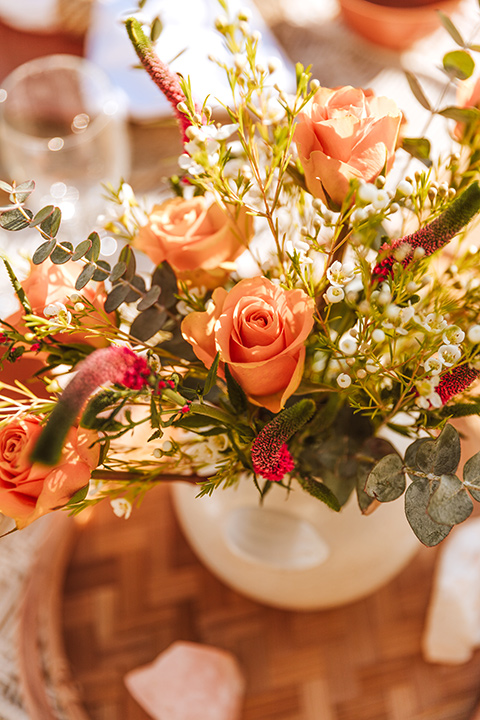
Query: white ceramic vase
171,465,421,611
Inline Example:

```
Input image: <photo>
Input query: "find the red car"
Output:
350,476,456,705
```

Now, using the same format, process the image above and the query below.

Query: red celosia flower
252,440,295,482
373,181,480,282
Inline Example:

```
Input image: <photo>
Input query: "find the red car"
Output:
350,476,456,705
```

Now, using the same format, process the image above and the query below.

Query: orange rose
181,277,315,413
4,258,110,344
0,415,99,529
294,86,402,206
133,197,253,287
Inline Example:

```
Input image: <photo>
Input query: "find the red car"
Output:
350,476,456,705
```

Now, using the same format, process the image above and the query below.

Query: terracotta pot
338,0,461,51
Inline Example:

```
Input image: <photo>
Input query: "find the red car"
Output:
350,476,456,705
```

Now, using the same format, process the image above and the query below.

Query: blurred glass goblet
0,54,130,238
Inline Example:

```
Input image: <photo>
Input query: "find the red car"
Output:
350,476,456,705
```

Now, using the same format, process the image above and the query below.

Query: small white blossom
468,325,480,344
438,344,462,367
418,313,448,333
357,183,378,204
339,335,358,356
44,301,72,324
326,260,355,287
442,325,465,345
337,373,352,388
325,286,344,303
397,180,414,197
371,329,385,343
357,368,367,379
111,498,132,519
424,356,443,375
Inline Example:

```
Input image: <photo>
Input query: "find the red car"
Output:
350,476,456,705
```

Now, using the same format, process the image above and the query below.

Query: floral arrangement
2,2,480,546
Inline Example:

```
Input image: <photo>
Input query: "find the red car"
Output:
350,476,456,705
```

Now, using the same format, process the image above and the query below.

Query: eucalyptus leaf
152,262,178,309
125,275,146,303
110,261,127,282
463,451,480,500
119,244,136,282
356,437,398,513
75,263,96,290
405,479,453,546
40,206,61,237
32,238,56,264
415,424,461,476
0,180,13,193
298,475,341,512
93,260,111,281
72,239,92,261
30,205,54,228
443,50,475,80
404,437,430,469
130,306,167,341
438,11,465,46
364,453,405,502
85,231,101,262
104,283,131,313
405,72,432,111
427,473,473,525
10,180,35,204
0,207,33,231
137,285,161,311
50,242,73,264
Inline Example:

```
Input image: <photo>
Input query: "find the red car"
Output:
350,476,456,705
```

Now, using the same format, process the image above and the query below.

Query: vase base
171,479,421,611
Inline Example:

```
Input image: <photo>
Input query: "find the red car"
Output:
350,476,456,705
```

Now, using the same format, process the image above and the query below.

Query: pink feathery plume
31,346,151,466
373,181,480,282
125,17,199,143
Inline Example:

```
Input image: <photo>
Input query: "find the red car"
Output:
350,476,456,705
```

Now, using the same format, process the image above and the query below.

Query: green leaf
438,11,465,46
119,244,136,282
404,437,430,468
427,473,473,525
150,15,163,42
0,207,33,231
151,262,178,309
93,260,111,282
50,242,73,264
10,180,35,204
137,285,161,311
225,364,247,414
364,453,405,502
404,479,452,546
298,475,341,511
125,275,146,303
204,352,220,395
32,238,56,264
104,283,130,313
438,106,480,123
75,263,96,290
401,137,432,166
40,206,61,237
30,205,54,228
67,484,89,505
85,231,101,262
443,50,475,80
72,239,92,261
130,306,167,341
463,451,480,500
405,71,432,111
0,254,32,313
356,436,398,513
415,424,461,476
110,261,127,282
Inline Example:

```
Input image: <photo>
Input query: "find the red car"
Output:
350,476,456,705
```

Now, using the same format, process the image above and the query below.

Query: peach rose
294,86,402,206
133,197,253,287
0,415,99,528
181,277,315,413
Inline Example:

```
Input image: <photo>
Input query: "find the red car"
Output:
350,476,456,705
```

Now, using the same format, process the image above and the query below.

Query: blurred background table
1,1,480,719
